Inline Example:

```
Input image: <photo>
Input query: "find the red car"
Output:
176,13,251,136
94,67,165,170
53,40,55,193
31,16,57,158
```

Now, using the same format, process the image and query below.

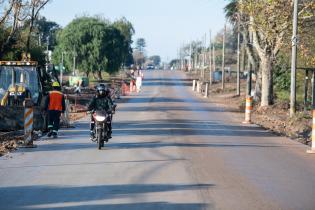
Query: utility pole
189,42,192,72
221,22,226,90
209,30,212,85
45,35,50,72
60,52,66,86
73,49,76,76
212,45,216,78
237,13,241,96
203,34,207,80
290,0,298,117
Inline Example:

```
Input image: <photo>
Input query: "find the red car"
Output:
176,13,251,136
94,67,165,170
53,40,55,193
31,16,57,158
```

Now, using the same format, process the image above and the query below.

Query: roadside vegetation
180,0,315,145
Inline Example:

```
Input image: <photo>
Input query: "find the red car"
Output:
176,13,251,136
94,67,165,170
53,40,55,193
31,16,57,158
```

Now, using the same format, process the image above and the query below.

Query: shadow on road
0,183,212,210
113,119,275,138
0,158,186,169
118,105,240,113
108,141,282,150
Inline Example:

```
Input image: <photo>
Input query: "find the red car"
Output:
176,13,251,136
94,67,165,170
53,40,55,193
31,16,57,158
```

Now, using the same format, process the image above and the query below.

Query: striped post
243,96,253,124
192,80,196,91
22,99,36,148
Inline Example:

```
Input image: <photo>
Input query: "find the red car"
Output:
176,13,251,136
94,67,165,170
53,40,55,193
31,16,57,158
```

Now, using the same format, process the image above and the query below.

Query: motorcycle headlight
95,116,106,122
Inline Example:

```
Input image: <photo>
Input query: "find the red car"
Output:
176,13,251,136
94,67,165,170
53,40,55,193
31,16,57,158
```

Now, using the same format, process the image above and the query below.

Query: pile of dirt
253,105,311,145
0,135,24,156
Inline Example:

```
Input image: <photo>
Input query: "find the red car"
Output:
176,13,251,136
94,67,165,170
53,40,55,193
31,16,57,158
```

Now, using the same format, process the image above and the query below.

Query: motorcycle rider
88,85,114,140
104,86,117,137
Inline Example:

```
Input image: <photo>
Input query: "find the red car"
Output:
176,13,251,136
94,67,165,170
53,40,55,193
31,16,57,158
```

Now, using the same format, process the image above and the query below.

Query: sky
42,0,228,62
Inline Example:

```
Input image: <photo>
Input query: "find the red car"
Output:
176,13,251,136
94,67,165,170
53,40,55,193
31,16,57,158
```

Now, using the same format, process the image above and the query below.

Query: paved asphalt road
1,70,315,210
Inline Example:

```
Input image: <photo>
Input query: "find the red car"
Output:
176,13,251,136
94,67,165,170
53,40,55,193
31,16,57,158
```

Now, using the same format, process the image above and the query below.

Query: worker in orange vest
45,81,66,138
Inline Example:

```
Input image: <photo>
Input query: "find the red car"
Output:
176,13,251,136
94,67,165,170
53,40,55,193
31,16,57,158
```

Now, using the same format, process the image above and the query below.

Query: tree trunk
97,70,102,80
254,66,262,101
92,72,97,80
261,55,273,106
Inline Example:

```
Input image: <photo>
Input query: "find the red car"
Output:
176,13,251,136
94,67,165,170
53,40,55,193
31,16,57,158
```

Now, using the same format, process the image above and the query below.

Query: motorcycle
90,104,116,150
91,110,111,149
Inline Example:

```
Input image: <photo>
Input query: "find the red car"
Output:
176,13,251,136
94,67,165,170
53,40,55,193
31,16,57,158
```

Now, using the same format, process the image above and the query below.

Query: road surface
1,70,315,210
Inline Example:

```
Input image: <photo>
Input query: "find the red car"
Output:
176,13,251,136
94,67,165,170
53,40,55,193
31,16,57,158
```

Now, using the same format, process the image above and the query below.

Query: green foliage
53,16,134,77
149,55,161,66
35,16,61,50
273,54,290,91
135,38,146,53
113,17,135,66
169,59,179,67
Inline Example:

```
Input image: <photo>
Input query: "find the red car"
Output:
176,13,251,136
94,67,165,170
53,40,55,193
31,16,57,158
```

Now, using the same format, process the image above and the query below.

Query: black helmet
96,85,106,96
105,87,111,96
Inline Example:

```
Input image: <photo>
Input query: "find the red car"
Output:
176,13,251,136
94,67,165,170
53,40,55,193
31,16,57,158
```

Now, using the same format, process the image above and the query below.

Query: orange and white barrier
121,82,130,96
23,99,35,147
243,96,253,124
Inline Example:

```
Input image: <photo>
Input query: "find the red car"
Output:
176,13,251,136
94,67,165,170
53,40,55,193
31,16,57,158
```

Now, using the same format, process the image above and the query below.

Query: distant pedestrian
136,72,142,93
45,81,66,138
74,80,82,95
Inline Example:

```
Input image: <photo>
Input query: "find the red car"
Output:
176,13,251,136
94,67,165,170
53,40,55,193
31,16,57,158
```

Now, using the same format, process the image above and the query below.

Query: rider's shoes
52,132,58,139
90,131,95,141
47,131,52,137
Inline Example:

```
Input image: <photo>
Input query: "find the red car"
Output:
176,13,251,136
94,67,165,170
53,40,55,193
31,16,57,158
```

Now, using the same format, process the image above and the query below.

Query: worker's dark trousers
48,110,61,133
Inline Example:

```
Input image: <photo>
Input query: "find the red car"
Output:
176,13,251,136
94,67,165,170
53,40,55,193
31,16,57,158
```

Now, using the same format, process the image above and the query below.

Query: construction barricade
243,96,253,124
21,98,36,148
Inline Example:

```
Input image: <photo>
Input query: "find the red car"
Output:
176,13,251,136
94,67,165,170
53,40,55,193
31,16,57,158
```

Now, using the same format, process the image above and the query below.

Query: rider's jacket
88,95,111,111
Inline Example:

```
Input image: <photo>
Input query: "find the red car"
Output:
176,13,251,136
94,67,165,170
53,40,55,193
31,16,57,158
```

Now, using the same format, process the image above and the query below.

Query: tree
0,0,26,55
135,38,146,53
53,16,133,79
149,55,161,66
113,17,135,66
25,0,50,53
133,50,145,67
35,16,61,50
224,0,315,106
133,38,147,66
239,0,315,106
0,0,51,61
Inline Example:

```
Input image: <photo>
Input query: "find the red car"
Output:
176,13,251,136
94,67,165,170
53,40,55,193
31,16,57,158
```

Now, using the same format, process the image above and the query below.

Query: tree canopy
53,16,134,79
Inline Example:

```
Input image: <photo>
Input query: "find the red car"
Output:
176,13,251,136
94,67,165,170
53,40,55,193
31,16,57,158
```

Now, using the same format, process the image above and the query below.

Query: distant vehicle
146,64,155,70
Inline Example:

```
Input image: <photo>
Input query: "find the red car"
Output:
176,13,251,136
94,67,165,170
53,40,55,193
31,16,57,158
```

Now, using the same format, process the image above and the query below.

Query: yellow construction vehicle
0,57,59,131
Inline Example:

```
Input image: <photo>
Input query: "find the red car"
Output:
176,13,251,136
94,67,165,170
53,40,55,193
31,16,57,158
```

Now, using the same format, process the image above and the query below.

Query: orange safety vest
48,91,63,111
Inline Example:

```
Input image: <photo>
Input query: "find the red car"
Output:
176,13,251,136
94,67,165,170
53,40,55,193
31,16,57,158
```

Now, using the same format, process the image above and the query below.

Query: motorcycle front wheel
97,130,103,150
